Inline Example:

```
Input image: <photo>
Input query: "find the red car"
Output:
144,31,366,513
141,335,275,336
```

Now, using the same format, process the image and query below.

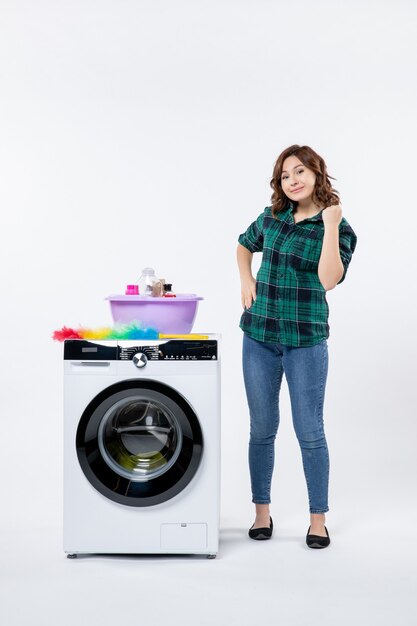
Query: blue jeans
242,333,330,513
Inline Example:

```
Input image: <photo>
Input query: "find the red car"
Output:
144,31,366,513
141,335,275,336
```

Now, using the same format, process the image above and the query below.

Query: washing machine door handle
132,352,148,368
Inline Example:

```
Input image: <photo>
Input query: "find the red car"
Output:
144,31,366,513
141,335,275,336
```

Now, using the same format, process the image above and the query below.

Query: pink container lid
125,284,139,295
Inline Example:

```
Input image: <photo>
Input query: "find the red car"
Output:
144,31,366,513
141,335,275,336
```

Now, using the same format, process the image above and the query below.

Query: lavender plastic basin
106,294,203,334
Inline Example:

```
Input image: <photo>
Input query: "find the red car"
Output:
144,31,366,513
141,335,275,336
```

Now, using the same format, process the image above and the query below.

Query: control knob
133,352,148,368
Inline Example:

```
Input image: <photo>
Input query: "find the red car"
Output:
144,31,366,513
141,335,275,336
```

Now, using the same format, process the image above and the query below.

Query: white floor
1,509,415,626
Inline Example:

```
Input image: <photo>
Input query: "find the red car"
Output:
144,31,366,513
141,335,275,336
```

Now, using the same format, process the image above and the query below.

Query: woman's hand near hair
237,244,257,309
322,203,342,227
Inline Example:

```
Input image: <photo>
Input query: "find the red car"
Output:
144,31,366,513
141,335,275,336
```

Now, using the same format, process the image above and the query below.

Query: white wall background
1,1,416,624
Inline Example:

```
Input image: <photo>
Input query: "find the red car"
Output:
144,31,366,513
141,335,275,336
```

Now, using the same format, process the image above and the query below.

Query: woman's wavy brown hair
270,144,340,219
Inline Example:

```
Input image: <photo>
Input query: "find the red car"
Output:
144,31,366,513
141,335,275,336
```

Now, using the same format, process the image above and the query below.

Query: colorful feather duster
52,321,159,341
52,326,83,341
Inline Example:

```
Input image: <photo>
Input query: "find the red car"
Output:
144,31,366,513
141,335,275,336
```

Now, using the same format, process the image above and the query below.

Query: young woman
236,144,357,548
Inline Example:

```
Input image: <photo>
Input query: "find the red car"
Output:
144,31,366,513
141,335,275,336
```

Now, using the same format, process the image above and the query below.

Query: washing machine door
76,380,203,506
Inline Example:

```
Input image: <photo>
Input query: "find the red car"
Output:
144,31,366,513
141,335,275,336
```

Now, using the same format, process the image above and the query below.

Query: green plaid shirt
238,203,357,347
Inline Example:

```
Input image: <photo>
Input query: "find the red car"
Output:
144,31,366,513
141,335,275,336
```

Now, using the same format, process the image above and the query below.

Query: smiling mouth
292,187,304,193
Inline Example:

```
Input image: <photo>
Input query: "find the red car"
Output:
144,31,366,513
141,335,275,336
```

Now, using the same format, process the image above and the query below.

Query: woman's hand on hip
241,277,257,309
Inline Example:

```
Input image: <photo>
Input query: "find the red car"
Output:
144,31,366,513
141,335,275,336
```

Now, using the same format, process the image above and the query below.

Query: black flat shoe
248,516,273,540
306,525,330,549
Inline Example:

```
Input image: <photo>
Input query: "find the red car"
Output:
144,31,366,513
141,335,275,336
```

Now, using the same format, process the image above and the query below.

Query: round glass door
76,380,203,506
98,396,183,481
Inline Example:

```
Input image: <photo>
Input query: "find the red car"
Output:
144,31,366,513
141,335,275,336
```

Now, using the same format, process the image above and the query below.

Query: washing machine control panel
64,339,218,361
119,340,218,361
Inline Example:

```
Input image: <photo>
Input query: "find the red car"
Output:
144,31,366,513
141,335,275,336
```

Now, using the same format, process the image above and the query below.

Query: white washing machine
63,335,220,558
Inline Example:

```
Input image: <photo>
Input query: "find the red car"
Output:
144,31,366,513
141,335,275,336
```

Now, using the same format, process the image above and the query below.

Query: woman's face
280,156,316,202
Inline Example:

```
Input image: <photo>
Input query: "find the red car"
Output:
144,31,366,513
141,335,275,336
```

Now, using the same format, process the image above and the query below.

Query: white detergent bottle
138,267,157,296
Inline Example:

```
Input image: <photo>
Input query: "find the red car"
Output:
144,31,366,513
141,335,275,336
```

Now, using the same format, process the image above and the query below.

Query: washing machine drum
76,380,203,507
